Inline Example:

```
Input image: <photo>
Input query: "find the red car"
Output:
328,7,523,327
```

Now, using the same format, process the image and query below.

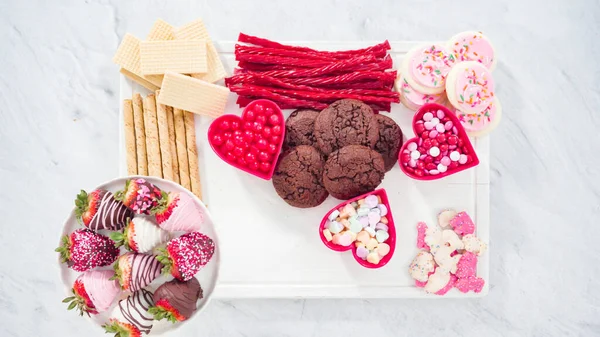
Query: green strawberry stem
109,218,132,251
156,248,173,275
103,320,133,337
63,289,92,317
55,235,71,262
110,259,124,286
148,306,179,324
150,191,170,215
113,180,130,202
74,190,89,222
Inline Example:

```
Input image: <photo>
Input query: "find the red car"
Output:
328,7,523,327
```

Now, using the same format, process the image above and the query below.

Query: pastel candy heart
341,219,350,229
337,233,353,246
368,212,381,226
357,207,370,217
377,204,388,216
377,243,390,256
340,204,357,218
349,218,362,233
365,195,379,208
356,246,369,259
322,229,333,242
328,210,340,221
367,252,381,264
375,230,389,243
327,221,343,234
366,238,378,250
356,231,371,244
358,216,369,228
375,223,389,232
364,227,376,237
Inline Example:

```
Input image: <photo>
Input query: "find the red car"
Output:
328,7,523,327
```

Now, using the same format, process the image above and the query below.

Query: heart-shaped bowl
398,103,479,180
318,189,397,269
208,99,285,180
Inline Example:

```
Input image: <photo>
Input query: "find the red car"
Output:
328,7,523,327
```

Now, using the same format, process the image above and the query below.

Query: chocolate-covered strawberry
115,178,162,215
156,232,215,281
63,270,120,316
75,189,133,231
111,217,170,254
104,289,154,336
56,229,119,272
148,278,203,323
112,253,162,292
151,191,204,232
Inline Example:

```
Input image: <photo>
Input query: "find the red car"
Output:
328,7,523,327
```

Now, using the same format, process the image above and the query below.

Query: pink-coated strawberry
56,229,119,272
151,191,204,232
156,232,215,281
63,270,120,316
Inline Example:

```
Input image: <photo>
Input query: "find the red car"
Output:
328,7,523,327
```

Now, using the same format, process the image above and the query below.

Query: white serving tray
119,41,490,298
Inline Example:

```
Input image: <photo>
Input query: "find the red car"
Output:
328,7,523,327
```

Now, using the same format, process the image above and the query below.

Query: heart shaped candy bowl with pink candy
398,103,479,180
208,99,285,180
319,189,397,269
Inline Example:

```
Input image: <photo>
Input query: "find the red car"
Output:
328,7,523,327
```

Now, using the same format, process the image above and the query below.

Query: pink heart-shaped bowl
319,189,397,269
398,103,479,180
208,99,285,180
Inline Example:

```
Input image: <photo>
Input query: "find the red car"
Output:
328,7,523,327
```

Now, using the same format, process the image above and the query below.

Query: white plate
58,176,221,335
119,41,490,298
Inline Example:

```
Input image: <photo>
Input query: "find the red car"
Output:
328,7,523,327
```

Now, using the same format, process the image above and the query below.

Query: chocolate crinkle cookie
374,114,403,172
314,99,379,156
284,109,320,150
323,145,385,200
272,145,329,208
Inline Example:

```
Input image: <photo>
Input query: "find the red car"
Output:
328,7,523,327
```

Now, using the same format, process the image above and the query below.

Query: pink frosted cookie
445,61,495,115
455,276,485,293
397,74,444,111
455,97,502,137
455,252,478,278
447,31,497,71
415,280,427,288
402,44,455,95
450,211,475,235
416,222,429,250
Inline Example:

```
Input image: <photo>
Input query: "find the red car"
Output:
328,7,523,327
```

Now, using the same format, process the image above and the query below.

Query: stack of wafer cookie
113,18,230,119
123,93,202,200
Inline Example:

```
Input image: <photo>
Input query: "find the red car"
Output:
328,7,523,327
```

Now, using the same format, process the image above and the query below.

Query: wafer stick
166,106,180,184
143,94,162,177
132,93,148,175
155,91,174,181
122,99,137,175
183,111,202,199
173,109,191,190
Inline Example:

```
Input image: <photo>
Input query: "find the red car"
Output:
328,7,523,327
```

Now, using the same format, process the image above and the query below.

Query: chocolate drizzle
118,289,154,334
153,278,203,319
88,190,133,231
129,253,162,292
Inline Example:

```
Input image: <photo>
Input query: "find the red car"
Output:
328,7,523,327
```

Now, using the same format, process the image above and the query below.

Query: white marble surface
1,0,599,336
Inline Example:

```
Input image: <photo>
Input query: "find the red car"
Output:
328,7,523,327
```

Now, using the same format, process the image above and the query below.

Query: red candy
260,162,271,172
447,135,458,145
436,133,446,143
272,125,282,136
258,151,270,162
267,143,278,154
254,104,265,115
271,135,281,144
220,120,230,131
223,132,232,139
233,147,244,157
212,134,224,146
243,109,255,121
269,114,281,126
256,138,268,150
243,121,253,130
243,130,255,142
262,126,272,138
230,121,240,130
224,140,235,151
256,115,267,125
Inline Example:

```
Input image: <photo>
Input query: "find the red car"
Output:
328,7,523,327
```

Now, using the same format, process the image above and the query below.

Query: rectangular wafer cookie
147,19,175,41
122,99,137,175
166,106,180,184
155,90,174,181
184,111,202,199
173,108,191,190
158,72,229,118
143,94,163,178
132,93,148,175
140,40,207,75
174,19,226,83
113,34,163,88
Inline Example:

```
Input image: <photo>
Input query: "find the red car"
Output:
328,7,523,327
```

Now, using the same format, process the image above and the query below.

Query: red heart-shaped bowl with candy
398,103,479,180
208,99,285,180
319,189,397,269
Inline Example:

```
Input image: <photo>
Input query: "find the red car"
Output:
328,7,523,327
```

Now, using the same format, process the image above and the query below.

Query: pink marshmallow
455,276,485,293
416,222,429,250
455,252,478,278
435,274,457,295
450,211,475,235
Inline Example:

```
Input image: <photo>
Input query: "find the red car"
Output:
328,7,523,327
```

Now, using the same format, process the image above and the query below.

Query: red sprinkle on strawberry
62,278,98,316
56,229,119,272
156,232,215,281
115,178,162,215
103,318,141,337
148,298,186,323
74,189,102,226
